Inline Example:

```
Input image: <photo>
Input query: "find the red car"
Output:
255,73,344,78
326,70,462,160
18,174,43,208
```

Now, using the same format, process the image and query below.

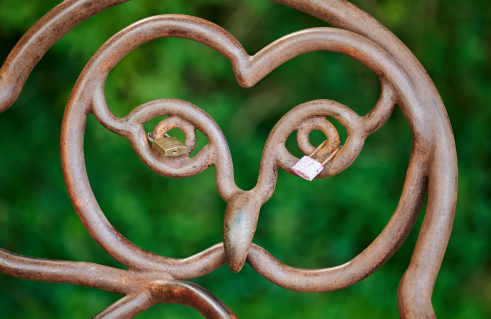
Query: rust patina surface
0,1,457,318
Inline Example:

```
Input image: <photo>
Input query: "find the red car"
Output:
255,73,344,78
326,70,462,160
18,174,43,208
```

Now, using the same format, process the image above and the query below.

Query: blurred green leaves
0,0,490,318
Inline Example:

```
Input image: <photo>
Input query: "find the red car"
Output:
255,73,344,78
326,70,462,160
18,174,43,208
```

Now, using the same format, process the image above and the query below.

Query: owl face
62,13,427,284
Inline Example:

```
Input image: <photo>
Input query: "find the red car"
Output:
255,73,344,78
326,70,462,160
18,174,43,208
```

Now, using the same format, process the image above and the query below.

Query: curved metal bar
269,100,365,179
246,142,428,292
363,79,398,134
150,281,238,319
0,0,130,113
148,243,226,281
93,291,155,319
296,116,340,159
0,248,131,295
153,115,197,155
123,99,232,181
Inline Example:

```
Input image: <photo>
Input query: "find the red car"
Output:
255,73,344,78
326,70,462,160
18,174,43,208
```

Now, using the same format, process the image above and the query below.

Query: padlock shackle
308,140,341,165
321,145,342,165
147,131,154,143
147,131,171,143
308,140,327,157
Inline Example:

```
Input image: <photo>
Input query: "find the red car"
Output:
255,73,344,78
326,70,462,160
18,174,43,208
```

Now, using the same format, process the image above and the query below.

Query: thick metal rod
0,248,130,295
92,292,155,319
151,281,238,319
0,0,130,113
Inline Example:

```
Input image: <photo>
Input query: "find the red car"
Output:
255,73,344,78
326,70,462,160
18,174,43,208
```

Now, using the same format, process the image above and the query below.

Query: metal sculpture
0,0,457,318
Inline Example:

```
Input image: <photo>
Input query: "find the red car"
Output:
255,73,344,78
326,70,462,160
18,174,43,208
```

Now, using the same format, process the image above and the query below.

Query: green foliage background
0,0,490,318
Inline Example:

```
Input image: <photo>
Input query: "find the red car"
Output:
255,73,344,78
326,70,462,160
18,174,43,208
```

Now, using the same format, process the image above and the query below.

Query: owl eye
90,93,226,179
147,116,197,157
269,79,397,179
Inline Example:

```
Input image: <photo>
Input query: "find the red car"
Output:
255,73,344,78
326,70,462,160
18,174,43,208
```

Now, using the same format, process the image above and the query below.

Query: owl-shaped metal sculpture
0,0,457,318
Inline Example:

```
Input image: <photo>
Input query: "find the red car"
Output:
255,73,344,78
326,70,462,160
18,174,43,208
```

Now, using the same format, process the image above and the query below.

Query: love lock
292,141,342,181
147,131,188,156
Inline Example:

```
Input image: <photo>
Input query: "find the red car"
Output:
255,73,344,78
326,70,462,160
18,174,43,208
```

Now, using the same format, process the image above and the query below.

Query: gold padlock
147,132,187,156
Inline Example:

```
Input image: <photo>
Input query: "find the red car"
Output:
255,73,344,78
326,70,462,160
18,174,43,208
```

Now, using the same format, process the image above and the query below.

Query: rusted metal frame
0,0,457,318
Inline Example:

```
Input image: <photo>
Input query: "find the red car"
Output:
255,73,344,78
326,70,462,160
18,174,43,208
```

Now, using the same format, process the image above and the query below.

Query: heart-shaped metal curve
61,13,401,274
0,1,457,318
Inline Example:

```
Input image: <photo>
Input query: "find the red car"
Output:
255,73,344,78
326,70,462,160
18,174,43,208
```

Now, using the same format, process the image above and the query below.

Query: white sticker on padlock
292,141,341,181
292,156,324,181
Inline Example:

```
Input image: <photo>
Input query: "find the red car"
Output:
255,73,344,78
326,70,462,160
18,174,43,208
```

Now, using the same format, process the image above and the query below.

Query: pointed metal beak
223,191,261,273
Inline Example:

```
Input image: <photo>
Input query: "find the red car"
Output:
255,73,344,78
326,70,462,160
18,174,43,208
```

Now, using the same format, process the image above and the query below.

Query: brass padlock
147,131,187,156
